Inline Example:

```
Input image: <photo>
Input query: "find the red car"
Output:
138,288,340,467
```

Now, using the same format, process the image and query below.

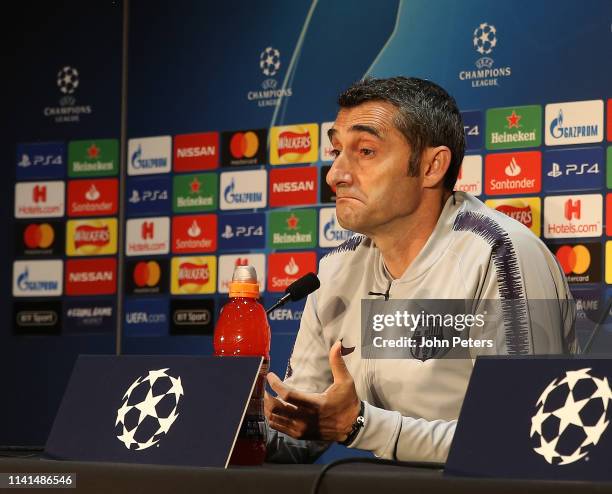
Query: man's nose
326,154,352,190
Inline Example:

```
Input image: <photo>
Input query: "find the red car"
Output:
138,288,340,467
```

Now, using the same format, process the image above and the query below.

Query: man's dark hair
337,76,465,190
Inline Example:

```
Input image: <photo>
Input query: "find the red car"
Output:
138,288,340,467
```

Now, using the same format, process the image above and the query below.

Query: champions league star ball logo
530,368,612,465
115,368,184,451
259,47,281,77
56,66,79,95
473,23,497,55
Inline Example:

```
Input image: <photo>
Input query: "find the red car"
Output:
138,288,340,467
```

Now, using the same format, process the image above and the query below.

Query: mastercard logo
556,245,591,275
24,223,54,249
230,132,259,159
133,261,161,288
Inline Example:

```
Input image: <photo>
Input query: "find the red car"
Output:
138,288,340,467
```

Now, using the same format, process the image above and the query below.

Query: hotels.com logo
15,181,65,218
126,217,170,256
543,194,602,239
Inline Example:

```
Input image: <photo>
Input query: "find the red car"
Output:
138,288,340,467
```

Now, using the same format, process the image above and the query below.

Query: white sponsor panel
127,136,172,175
13,260,63,297
126,217,170,256
15,181,65,218
319,208,353,248
545,100,604,146
455,155,482,196
220,170,267,210
320,122,335,162
218,254,266,293
543,194,602,239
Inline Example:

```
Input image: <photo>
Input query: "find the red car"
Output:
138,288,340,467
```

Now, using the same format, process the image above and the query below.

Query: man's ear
422,146,451,189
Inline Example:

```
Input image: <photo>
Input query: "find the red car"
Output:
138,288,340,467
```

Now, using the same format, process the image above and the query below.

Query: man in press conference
264,76,577,463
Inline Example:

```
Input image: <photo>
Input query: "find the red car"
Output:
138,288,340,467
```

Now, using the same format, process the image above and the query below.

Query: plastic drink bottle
213,264,270,465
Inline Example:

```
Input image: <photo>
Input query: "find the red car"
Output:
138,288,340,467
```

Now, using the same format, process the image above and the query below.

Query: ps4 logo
128,189,169,203
547,162,599,178
221,224,263,239
18,154,63,168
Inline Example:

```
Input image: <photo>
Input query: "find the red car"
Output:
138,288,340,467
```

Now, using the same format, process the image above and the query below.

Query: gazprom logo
13,261,63,297
127,136,172,176
220,170,267,210
324,215,351,243
131,144,167,170
545,101,603,146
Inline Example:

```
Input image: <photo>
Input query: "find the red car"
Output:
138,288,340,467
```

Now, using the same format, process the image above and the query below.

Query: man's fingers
265,391,298,417
329,340,352,383
267,372,320,409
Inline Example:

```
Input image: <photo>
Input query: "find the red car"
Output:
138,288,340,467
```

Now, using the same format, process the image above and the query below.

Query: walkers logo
126,176,171,216
43,65,93,124
128,136,172,175
543,147,603,193
554,243,601,284
16,142,65,179
16,221,64,256
267,252,317,292
485,151,541,195
458,23,512,88
485,197,541,236
246,46,293,108
14,300,61,335
455,155,482,195
126,259,168,295
218,254,265,293
174,132,219,172
545,100,604,146
220,170,267,210
171,256,216,295
268,210,316,249
543,194,602,239
124,298,169,337
270,124,318,165
65,258,117,295
219,212,265,250
170,299,215,335
485,105,541,150
67,178,118,217
64,300,115,334
320,166,336,203
221,129,267,166
607,242,612,284
319,208,354,248
13,260,63,297
66,218,118,256
461,111,483,150
269,167,317,207
320,122,336,162
126,217,170,256
172,214,217,253
173,173,217,213
15,181,65,218
68,139,118,177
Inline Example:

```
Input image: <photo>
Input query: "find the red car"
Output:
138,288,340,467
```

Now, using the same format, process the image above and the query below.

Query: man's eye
360,148,374,157
330,149,341,158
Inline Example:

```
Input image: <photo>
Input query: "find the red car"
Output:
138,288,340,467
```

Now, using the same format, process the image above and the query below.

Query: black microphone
265,272,320,314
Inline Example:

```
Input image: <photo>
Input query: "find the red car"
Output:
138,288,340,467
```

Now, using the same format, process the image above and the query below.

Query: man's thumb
329,340,351,382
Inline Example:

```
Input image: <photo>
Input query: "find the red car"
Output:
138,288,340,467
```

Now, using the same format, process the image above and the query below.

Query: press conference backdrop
2,0,612,456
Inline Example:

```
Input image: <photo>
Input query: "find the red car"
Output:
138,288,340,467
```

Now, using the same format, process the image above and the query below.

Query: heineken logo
68,139,118,177
268,210,316,249
486,105,542,150
173,173,217,212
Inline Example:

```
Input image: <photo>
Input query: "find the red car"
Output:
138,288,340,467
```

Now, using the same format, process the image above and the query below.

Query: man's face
326,101,423,236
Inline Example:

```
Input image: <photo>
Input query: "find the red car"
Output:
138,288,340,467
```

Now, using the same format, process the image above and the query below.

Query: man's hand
264,341,361,442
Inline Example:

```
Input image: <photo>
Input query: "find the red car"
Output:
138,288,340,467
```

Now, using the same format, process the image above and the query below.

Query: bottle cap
229,265,260,298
